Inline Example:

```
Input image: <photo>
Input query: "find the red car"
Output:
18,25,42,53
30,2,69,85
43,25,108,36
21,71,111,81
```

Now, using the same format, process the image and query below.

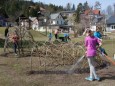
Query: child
99,47,107,56
85,30,102,81
48,32,53,43
64,33,68,42
94,27,102,40
64,33,71,42
12,31,19,55
94,27,107,56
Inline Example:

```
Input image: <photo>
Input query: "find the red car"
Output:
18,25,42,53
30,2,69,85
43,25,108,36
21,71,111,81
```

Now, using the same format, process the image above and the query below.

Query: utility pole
114,4,115,15
104,15,106,35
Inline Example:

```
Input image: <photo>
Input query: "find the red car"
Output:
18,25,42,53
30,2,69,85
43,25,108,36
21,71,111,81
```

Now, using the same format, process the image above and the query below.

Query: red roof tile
93,10,100,15
84,9,100,15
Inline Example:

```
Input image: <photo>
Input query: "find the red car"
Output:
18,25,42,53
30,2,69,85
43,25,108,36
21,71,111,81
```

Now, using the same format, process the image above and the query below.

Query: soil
0,56,115,86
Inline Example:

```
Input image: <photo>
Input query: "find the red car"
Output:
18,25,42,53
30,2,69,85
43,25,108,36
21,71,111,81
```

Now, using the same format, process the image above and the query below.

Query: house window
51,20,53,23
58,15,60,19
61,21,62,24
57,21,58,24
111,25,115,29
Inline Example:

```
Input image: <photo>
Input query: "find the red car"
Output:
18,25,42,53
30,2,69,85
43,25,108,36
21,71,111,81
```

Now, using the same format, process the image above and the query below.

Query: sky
33,0,115,10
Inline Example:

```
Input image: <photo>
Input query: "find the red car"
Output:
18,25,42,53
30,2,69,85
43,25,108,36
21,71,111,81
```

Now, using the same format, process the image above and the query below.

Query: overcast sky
33,0,115,10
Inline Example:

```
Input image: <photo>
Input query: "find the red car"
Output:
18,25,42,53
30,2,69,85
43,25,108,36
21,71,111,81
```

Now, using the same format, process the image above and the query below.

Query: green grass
0,27,48,41
103,40,115,57
0,27,6,38
0,27,115,57
30,30,48,41
0,27,5,34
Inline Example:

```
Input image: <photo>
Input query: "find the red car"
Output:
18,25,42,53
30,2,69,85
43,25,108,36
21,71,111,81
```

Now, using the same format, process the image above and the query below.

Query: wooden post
61,45,64,66
45,47,47,71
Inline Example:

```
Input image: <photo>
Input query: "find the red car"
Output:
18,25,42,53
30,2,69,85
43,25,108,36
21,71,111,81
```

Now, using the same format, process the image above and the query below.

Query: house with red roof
84,9,101,15
81,9,103,31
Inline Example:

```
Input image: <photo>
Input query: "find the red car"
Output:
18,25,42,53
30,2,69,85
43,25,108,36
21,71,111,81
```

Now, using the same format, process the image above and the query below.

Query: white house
106,16,115,32
50,13,65,25
30,17,52,32
29,17,39,30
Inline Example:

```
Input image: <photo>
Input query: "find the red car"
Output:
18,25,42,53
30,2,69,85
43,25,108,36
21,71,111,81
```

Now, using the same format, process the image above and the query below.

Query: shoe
85,77,94,81
15,54,17,56
95,77,100,81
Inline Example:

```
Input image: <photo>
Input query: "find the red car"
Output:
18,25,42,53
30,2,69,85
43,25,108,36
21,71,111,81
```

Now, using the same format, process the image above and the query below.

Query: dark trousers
55,34,58,39
13,42,18,54
48,38,52,42
59,37,64,42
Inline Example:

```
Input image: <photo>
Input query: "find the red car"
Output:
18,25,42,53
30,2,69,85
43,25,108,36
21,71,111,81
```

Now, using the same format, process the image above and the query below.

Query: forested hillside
0,0,65,18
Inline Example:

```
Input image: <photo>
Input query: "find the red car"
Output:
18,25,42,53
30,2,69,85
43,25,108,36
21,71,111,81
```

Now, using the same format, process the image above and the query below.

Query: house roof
60,11,75,14
40,7,46,11
93,10,100,15
84,9,100,15
29,17,37,21
50,13,61,19
15,14,31,22
106,16,115,24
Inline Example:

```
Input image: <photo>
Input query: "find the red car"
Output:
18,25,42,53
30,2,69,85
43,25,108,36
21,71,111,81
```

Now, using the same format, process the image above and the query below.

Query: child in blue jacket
48,33,53,42
94,27,107,56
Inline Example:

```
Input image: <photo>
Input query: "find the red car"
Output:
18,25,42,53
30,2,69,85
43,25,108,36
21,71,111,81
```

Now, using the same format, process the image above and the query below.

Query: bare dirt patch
0,56,115,86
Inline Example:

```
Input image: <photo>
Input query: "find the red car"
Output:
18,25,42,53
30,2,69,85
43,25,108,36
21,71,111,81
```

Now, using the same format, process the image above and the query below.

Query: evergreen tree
75,3,83,23
83,1,89,11
1,0,66,20
72,4,75,11
94,1,101,10
66,3,71,11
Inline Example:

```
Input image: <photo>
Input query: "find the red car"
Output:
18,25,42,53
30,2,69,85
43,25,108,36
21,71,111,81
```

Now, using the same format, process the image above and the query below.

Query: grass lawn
102,39,115,57
0,27,6,34
0,27,115,57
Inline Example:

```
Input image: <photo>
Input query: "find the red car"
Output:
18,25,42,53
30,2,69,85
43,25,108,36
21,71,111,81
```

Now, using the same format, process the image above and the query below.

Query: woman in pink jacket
85,30,102,81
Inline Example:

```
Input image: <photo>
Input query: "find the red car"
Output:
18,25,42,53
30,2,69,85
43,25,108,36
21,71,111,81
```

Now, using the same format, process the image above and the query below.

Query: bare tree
101,10,106,15
94,1,101,10
67,14,83,37
66,3,72,11
106,5,114,17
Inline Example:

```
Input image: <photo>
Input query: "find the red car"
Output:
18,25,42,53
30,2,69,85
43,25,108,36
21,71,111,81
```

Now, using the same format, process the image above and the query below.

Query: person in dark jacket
4,24,11,53
4,24,11,37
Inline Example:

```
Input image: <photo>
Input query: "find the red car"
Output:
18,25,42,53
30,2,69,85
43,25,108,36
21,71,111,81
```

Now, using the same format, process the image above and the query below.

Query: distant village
0,1,115,35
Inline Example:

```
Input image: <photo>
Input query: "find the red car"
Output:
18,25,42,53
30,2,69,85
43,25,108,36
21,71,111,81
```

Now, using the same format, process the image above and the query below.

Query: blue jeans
99,47,107,55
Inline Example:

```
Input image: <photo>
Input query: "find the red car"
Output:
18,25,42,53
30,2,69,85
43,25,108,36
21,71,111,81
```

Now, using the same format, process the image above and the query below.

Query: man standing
4,24,11,53
4,24,11,37
54,29,58,40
